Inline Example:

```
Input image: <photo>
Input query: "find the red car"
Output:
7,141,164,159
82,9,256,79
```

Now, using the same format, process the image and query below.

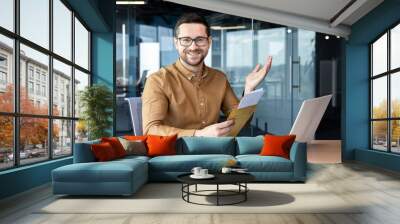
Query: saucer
190,174,215,179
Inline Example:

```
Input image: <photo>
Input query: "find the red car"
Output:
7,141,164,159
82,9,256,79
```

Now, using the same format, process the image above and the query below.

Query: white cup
221,167,232,174
200,169,208,176
191,167,202,176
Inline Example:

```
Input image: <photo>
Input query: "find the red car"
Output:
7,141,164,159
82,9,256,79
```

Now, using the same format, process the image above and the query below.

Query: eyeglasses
177,36,209,47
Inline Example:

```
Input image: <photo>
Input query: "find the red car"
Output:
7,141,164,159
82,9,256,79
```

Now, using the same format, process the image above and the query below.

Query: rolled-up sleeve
221,79,239,117
142,75,196,137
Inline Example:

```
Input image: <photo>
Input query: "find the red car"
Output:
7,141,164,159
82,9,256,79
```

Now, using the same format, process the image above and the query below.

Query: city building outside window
28,81,34,94
0,71,6,85
0,0,91,170
0,55,6,67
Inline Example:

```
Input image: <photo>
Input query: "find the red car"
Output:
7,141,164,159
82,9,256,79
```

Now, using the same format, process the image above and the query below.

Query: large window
0,0,91,171
371,23,400,153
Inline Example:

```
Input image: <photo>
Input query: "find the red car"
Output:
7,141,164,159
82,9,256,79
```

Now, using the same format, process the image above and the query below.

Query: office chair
125,97,143,136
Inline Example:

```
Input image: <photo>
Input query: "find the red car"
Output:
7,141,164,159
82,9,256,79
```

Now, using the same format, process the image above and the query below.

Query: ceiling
165,0,384,38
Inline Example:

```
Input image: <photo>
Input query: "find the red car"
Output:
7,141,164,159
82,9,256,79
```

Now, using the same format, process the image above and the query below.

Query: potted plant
79,84,113,140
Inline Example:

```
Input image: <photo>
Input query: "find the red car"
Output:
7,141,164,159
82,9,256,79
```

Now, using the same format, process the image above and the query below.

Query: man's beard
181,49,207,66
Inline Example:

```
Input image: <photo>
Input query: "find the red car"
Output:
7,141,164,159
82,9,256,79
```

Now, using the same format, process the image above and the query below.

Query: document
227,88,264,136
237,88,264,109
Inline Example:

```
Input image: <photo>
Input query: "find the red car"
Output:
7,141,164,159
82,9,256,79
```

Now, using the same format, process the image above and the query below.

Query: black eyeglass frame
176,36,210,47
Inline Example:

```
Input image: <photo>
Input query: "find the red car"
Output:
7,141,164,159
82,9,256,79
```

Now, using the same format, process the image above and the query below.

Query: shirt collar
175,58,209,81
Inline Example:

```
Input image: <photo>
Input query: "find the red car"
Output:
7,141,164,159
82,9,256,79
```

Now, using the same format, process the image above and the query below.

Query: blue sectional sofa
52,136,307,196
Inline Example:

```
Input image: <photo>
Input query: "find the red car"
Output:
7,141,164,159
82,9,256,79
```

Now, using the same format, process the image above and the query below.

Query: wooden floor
1,162,400,224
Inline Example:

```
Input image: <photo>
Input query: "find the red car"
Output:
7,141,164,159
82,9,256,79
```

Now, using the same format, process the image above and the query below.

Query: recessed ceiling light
210,25,246,30
116,1,146,5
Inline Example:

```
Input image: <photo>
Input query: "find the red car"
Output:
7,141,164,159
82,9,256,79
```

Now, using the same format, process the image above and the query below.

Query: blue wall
0,0,115,200
344,0,400,170
0,158,72,199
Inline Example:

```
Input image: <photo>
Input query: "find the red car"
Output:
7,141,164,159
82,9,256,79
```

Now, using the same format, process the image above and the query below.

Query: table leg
187,184,190,202
245,183,247,201
217,184,219,206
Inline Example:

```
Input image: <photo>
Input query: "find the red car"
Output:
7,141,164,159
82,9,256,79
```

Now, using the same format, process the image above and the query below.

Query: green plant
79,84,113,140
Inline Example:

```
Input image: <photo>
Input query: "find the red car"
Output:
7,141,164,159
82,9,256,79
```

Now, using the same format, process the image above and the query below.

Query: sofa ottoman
52,156,148,196
52,139,149,196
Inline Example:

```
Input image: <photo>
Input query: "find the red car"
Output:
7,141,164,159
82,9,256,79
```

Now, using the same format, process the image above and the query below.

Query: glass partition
115,3,316,136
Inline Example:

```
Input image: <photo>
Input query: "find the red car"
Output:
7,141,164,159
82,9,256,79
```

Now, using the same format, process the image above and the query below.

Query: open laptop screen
289,95,332,142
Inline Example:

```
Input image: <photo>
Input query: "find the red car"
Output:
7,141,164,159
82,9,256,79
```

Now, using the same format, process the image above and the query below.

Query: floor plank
1,162,400,224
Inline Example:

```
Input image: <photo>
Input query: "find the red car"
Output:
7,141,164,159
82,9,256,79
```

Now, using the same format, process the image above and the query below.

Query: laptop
289,95,332,143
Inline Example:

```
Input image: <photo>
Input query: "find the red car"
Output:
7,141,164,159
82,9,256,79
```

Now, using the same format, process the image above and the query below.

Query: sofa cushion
236,155,293,172
52,158,147,183
115,155,150,163
148,154,235,172
235,136,263,155
177,137,235,155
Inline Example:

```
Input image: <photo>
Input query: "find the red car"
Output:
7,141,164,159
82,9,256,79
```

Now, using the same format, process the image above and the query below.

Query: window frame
0,0,92,171
370,19,400,154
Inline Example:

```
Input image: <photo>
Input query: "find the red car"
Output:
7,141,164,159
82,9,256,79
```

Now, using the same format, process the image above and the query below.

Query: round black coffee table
177,173,255,206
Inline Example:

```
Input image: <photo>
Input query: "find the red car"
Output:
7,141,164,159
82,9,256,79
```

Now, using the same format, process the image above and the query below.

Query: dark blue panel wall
0,158,72,199
344,0,400,171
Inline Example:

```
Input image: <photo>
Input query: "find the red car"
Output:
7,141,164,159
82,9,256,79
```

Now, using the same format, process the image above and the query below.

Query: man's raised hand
244,56,272,95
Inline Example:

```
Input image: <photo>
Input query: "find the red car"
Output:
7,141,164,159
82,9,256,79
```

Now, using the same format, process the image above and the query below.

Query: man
142,13,272,137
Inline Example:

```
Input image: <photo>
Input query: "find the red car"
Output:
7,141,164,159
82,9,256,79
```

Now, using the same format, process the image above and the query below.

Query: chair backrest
125,97,143,136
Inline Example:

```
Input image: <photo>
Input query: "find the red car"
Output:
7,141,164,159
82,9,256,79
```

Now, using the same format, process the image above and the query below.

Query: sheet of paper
238,88,264,109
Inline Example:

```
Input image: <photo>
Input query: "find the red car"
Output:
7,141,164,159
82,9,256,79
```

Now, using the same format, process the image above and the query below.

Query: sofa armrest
289,142,307,181
73,140,100,163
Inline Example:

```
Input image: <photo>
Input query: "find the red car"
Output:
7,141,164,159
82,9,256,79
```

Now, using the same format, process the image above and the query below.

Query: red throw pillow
146,134,177,157
101,137,127,158
260,134,296,159
91,142,118,161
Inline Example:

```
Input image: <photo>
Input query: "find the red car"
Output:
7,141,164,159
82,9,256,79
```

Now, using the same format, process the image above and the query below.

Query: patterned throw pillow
118,137,147,156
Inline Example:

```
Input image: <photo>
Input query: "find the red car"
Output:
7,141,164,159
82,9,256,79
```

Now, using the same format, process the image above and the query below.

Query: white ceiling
226,0,353,23
165,0,384,38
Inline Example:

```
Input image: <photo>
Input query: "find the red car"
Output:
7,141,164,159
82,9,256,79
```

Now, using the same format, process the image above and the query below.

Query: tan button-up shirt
142,59,239,137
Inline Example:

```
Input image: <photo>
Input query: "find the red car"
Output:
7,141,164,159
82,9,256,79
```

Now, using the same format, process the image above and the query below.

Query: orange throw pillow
146,134,177,157
124,135,147,142
101,137,127,158
260,134,296,159
91,142,118,161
